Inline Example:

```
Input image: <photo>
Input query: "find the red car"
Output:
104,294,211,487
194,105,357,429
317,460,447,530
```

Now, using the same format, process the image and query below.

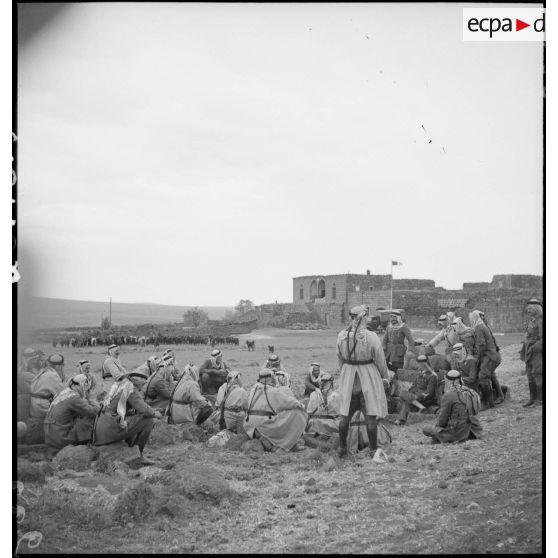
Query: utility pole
109,297,112,328
390,262,393,311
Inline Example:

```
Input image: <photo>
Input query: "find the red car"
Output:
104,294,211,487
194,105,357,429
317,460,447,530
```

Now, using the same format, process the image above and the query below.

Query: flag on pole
392,261,403,266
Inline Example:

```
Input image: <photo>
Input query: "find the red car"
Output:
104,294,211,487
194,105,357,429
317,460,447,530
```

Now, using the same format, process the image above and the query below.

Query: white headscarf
102,377,134,429
184,364,199,382
275,370,291,387
469,310,484,329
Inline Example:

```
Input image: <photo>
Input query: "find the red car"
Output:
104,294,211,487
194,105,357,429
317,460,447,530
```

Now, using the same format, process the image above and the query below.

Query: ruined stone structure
255,272,542,332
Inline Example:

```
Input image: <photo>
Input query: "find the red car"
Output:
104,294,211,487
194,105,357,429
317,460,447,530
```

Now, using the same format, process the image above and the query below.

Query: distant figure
423,370,482,443
102,345,128,380
245,340,256,351
336,305,389,463
522,299,543,407
447,343,479,391
268,345,275,354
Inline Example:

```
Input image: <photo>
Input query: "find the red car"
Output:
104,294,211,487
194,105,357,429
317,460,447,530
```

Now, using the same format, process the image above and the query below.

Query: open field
16,329,542,554
18,297,233,330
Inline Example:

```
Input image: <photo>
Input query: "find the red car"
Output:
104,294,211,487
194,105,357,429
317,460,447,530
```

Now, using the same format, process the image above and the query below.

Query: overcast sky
17,2,543,306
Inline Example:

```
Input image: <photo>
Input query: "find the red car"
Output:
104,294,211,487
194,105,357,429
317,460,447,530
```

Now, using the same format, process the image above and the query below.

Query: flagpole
390,261,393,310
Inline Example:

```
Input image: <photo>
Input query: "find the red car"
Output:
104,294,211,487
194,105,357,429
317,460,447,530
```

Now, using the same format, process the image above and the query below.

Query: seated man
394,355,438,426
447,343,479,391
214,371,248,432
198,349,230,395
265,353,283,372
274,370,292,392
306,373,340,439
17,348,44,422
29,354,66,420
132,356,160,379
162,350,181,381
303,363,322,397
93,368,163,464
167,365,214,426
423,369,482,443
143,360,175,412
244,369,307,452
102,344,128,380
44,374,100,458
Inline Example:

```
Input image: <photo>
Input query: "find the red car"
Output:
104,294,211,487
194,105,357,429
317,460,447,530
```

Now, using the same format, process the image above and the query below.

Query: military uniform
524,314,543,402
423,387,482,443
396,369,438,422
382,324,415,371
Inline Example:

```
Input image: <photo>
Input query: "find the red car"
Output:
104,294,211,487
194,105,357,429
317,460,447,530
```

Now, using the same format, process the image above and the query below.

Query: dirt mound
166,464,236,505
17,459,47,484
54,445,97,472
112,482,155,524
148,421,185,448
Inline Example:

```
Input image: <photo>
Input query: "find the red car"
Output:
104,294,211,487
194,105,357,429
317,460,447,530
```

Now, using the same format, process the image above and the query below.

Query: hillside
17,297,233,331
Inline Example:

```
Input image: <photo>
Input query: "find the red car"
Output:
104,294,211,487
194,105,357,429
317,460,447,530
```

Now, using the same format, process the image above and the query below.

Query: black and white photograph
14,2,545,554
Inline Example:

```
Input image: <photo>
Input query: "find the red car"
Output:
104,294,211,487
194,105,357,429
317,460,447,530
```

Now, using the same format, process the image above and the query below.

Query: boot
365,415,378,456
522,381,537,407
337,417,349,458
535,383,543,405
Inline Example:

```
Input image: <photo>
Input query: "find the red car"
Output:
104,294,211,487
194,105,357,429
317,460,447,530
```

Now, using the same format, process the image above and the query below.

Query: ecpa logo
463,8,545,41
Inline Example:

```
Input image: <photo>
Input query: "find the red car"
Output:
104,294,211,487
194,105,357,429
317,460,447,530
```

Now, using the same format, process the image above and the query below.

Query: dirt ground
16,328,542,554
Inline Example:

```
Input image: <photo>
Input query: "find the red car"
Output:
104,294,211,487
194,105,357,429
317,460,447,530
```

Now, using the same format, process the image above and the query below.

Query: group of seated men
17,304,502,462
381,309,507,426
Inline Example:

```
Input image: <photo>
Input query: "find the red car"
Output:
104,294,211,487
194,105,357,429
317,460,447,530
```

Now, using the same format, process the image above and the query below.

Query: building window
332,283,336,299
369,285,374,291
310,280,318,301
299,284,304,300
318,279,326,298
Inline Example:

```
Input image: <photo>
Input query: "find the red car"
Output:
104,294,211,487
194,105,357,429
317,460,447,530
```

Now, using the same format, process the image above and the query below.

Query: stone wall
393,289,543,333
393,279,436,290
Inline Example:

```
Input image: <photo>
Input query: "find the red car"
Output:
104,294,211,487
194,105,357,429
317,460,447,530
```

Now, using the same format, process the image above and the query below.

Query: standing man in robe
336,305,389,462
382,310,415,372
522,299,543,407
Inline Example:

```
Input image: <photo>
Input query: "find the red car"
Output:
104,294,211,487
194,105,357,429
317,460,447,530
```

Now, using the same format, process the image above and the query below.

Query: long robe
244,384,307,451
44,391,99,450
214,383,249,431
473,323,501,380
144,368,174,411
336,328,388,418
29,367,65,418
167,377,211,425
306,389,341,436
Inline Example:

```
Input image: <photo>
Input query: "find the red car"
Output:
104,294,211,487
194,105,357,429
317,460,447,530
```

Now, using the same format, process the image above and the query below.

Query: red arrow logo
516,19,530,31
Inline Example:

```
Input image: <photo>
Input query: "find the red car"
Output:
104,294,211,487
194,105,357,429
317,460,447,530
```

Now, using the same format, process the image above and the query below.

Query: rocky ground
15,341,542,554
